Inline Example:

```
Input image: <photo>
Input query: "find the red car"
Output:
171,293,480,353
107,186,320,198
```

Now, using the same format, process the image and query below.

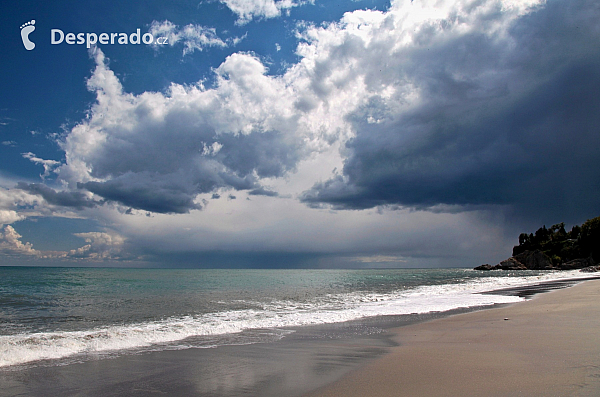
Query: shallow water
0,267,593,368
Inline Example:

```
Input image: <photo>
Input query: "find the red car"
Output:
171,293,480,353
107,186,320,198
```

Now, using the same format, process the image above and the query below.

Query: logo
18,20,167,51
51,28,164,49
20,20,36,50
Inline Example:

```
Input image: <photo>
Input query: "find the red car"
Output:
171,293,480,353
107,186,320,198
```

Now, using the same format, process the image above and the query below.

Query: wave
0,270,591,368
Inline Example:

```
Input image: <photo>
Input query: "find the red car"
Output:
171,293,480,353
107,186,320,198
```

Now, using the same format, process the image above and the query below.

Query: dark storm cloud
216,130,303,179
301,0,600,223
78,177,202,215
75,128,297,213
248,187,279,197
16,183,99,209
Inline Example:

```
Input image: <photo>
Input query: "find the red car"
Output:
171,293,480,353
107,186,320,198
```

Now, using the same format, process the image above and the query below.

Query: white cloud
56,47,311,214
0,117,15,126
0,222,132,261
0,179,130,261
0,210,24,227
0,225,39,256
67,231,128,260
149,20,233,55
0,186,41,222
22,152,61,179
220,0,310,24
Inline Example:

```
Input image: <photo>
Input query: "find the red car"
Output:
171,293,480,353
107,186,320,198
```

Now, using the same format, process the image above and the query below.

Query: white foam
0,270,591,368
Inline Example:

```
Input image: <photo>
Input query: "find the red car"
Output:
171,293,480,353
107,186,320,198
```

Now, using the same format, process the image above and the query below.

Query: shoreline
1,275,597,396
307,278,600,397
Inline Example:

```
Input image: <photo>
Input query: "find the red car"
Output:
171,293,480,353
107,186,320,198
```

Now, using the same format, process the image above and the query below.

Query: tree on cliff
580,216,600,262
512,216,600,265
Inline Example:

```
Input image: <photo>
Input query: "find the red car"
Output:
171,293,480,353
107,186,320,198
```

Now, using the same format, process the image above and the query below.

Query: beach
1,270,598,396
308,279,600,397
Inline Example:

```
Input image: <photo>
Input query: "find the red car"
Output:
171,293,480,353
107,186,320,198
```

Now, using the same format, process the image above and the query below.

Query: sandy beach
308,279,600,397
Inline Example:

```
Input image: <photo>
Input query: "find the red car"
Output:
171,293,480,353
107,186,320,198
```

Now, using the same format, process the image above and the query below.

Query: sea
0,266,594,370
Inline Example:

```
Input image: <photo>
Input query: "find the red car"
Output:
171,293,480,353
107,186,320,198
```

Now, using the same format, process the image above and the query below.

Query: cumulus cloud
56,48,307,214
149,20,234,55
1,179,130,261
0,182,132,261
55,0,600,226
220,0,309,24
67,232,128,260
0,225,39,256
299,0,600,223
0,210,23,225
0,222,132,261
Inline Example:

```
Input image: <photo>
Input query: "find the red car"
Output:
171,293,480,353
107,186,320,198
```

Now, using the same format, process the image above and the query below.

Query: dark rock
580,265,600,273
561,257,596,270
477,249,597,272
474,264,494,271
514,250,555,270
497,257,527,270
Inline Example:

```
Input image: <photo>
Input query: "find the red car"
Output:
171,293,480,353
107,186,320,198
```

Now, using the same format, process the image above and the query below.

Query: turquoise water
0,267,589,367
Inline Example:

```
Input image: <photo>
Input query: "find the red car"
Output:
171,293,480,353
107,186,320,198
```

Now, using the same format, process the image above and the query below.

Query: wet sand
308,279,600,397
0,307,502,397
0,314,408,397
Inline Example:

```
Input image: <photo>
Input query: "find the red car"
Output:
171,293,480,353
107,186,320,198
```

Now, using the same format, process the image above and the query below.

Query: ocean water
0,267,592,369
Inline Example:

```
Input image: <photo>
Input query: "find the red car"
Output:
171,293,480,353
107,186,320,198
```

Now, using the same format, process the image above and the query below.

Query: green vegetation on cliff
513,216,600,265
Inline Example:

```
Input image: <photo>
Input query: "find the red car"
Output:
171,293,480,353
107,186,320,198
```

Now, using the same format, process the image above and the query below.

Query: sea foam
0,270,590,368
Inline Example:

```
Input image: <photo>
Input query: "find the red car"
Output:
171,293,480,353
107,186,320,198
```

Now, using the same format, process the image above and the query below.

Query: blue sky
1,0,599,268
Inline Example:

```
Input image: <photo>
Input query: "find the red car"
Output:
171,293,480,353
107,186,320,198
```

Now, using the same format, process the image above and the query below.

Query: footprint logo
20,20,36,51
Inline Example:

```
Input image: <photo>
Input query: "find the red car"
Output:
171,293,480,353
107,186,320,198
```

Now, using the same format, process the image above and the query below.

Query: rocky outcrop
474,258,527,271
497,257,528,270
560,257,596,270
475,250,597,271
475,250,557,271
474,264,494,271
580,265,600,273
514,250,555,270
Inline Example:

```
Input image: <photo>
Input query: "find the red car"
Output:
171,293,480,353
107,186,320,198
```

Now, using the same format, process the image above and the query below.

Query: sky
0,0,598,268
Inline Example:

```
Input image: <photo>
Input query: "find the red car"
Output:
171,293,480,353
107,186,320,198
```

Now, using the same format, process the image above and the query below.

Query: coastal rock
514,250,555,270
580,265,600,273
561,257,596,270
474,264,494,271
497,257,527,270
